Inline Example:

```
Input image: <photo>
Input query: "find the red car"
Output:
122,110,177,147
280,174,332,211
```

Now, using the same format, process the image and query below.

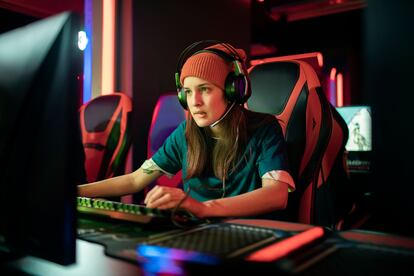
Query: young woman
78,41,295,218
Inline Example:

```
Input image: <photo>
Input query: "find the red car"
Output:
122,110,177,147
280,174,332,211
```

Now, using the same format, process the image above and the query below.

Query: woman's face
183,76,228,128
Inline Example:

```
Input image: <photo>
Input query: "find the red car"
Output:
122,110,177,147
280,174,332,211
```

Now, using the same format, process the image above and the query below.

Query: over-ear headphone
175,40,251,110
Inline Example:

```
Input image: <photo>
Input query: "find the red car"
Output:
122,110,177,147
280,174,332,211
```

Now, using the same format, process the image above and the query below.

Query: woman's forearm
77,174,137,198
78,168,163,198
197,182,288,218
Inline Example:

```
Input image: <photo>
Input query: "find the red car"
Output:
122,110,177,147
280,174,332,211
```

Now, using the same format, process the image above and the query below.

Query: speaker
175,41,251,110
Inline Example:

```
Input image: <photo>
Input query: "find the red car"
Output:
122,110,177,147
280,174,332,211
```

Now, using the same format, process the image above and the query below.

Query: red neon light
336,73,343,107
317,52,323,67
330,67,337,80
246,227,324,262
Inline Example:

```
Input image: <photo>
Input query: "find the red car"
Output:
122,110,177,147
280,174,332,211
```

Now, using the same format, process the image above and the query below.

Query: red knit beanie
180,43,247,90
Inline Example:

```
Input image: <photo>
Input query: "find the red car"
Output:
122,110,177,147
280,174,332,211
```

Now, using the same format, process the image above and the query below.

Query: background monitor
0,12,84,265
336,106,372,172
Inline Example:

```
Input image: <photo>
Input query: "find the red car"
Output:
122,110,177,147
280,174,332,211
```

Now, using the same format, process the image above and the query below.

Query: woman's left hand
144,185,204,216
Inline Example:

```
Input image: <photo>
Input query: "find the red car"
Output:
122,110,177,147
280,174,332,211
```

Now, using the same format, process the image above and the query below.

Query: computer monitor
336,106,372,172
0,12,84,265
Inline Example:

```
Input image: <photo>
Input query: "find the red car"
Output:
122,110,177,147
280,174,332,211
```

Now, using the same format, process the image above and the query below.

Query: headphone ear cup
224,73,247,103
177,88,188,109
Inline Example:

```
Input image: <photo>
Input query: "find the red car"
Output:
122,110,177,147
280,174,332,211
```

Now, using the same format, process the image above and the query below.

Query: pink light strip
246,227,325,262
336,73,343,107
101,0,115,95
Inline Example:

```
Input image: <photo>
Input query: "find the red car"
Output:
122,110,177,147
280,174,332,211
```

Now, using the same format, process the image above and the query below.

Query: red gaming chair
79,92,132,183
247,59,353,228
145,93,186,194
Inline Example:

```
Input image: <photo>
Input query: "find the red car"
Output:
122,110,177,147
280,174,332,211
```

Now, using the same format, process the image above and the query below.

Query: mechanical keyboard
77,197,203,226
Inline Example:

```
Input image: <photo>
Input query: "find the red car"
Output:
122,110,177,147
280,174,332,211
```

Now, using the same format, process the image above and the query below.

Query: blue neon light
83,0,93,103
137,245,219,264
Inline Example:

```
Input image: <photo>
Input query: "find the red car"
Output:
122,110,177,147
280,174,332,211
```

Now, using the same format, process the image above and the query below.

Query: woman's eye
184,89,192,95
200,86,209,92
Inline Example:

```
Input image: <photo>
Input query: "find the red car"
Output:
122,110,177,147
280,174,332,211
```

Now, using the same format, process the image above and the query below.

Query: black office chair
79,92,133,183
247,59,354,228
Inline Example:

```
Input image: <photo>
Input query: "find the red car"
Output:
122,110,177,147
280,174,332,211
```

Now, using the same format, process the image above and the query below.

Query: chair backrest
79,92,132,183
146,93,186,192
247,59,352,227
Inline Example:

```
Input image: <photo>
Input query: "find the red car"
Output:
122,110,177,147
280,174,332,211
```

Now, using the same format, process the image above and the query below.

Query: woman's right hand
144,185,205,217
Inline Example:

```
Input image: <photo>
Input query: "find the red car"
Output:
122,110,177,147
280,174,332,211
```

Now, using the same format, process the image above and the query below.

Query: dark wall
0,0,83,18
0,8,38,33
252,6,365,106
131,0,251,170
364,0,414,236
278,10,364,106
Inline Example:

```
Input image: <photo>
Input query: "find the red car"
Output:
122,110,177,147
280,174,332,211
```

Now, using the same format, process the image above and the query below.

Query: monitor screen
336,106,372,172
0,12,84,265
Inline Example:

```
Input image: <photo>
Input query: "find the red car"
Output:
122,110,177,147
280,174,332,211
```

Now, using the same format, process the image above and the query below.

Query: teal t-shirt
152,114,289,202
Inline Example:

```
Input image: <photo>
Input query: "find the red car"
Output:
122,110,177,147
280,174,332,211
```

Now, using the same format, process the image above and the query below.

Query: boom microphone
209,102,236,128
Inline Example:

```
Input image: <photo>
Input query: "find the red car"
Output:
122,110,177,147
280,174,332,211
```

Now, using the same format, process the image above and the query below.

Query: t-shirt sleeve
257,121,290,177
262,170,296,192
151,121,186,175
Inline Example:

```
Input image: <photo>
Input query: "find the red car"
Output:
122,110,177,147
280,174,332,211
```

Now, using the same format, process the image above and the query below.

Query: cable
169,186,195,228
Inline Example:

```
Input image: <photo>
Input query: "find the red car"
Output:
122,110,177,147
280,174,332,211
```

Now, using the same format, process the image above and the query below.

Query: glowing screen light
78,31,88,51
